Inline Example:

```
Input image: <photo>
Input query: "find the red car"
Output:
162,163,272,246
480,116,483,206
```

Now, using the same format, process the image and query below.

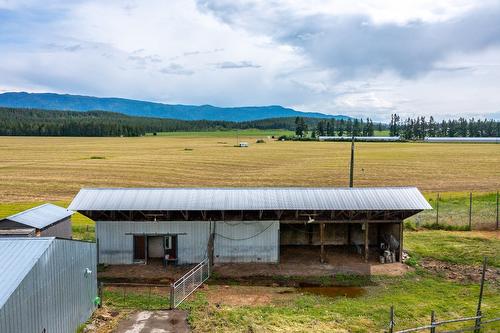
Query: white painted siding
214,221,279,263
96,220,280,264
96,221,210,264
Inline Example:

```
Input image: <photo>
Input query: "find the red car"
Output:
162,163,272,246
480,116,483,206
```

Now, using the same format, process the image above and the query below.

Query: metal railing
170,257,210,308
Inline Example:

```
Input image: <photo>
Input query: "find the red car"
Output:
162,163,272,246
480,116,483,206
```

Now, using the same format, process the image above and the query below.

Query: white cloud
0,0,499,120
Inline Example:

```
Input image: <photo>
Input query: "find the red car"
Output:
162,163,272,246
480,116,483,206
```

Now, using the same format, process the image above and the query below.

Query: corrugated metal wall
0,239,97,333
96,220,279,264
40,217,72,239
214,221,279,263
96,221,211,264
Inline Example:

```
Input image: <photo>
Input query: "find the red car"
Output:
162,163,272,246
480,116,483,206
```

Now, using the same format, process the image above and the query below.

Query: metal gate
170,257,210,308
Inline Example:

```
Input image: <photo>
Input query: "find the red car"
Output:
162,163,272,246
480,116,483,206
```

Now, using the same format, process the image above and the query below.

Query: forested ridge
0,107,330,136
0,107,497,138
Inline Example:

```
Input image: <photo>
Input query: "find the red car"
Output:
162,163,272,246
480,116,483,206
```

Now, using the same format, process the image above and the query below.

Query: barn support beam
364,222,369,263
399,222,403,262
320,223,325,263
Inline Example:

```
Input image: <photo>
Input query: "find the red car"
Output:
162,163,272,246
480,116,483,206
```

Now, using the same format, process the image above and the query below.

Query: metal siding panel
96,221,210,264
0,239,96,333
39,218,72,239
214,221,279,263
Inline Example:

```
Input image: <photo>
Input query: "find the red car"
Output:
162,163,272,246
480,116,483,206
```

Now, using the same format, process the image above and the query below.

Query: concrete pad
114,310,190,333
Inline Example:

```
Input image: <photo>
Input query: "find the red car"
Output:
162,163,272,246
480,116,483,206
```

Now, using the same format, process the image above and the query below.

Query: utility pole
349,124,355,187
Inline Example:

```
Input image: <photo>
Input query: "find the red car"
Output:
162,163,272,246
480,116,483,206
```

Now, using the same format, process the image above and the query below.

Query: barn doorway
147,236,164,264
133,235,146,262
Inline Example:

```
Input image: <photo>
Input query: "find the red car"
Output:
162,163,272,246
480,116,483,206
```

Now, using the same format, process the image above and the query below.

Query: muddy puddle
297,286,366,298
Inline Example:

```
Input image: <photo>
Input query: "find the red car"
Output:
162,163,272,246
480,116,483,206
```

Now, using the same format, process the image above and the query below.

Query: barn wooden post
364,222,369,263
320,223,325,263
399,222,403,262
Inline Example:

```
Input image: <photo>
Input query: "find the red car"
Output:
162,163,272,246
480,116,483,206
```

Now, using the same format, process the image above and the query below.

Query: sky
1,0,500,121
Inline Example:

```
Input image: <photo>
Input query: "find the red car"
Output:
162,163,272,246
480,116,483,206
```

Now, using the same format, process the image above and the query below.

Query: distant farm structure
318,136,401,142
424,137,499,143
0,203,73,238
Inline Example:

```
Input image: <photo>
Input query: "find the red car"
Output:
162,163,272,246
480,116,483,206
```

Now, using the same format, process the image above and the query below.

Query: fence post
98,281,103,308
169,283,175,309
389,306,395,333
474,257,487,333
496,191,499,230
468,192,472,230
435,193,440,226
430,311,436,333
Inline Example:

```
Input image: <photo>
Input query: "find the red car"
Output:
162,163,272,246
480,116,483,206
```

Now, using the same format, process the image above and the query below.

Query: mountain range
0,92,348,122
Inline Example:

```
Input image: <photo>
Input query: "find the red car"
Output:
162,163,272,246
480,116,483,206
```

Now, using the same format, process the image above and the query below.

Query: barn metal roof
0,237,55,308
68,187,431,211
1,203,74,229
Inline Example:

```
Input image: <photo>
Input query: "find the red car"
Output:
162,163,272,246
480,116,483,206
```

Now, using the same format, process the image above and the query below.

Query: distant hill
0,92,348,122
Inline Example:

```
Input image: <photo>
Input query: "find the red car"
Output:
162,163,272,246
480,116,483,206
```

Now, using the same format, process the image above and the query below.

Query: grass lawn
180,272,500,333
405,230,500,267
0,136,499,202
99,274,500,333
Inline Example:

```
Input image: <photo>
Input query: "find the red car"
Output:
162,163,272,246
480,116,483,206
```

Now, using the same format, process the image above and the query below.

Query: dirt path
113,310,190,333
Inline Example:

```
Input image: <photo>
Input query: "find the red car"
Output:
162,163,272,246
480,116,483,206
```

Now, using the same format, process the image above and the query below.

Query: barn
0,237,97,333
68,187,430,266
0,203,73,239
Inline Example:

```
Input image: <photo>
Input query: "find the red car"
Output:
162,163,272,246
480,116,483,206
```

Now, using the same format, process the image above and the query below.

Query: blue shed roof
1,204,73,229
0,237,55,308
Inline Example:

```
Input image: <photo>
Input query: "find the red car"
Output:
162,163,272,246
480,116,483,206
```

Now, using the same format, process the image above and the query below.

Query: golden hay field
0,135,499,202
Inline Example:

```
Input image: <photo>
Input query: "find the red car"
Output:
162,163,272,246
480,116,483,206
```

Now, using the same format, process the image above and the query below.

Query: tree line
389,114,499,139
295,117,379,138
0,107,339,136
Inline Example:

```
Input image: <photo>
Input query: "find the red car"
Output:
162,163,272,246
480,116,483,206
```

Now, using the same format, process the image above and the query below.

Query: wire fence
98,282,171,310
407,192,499,231
387,258,500,333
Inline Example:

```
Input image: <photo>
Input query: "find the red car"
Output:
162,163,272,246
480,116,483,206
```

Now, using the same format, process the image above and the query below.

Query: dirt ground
83,307,131,333
419,258,500,284
215,246,411,278
98,247,410,284
99,263,195,284
201,284,367,307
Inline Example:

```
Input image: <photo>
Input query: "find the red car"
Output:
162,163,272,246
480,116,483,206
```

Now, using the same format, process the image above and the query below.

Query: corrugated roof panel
0,237,54,308
68,187,431,211
1,204,74,229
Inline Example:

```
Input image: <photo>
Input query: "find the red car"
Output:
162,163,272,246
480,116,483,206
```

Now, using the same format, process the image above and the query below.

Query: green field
0,135,498,203
1,134,499,332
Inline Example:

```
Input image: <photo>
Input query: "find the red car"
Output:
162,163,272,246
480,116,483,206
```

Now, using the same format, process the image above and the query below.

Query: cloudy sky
1,0,500,121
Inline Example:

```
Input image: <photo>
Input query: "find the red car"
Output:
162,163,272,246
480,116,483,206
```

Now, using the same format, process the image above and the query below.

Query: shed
69,187,431,266
0,203,73,239
0,237,97,333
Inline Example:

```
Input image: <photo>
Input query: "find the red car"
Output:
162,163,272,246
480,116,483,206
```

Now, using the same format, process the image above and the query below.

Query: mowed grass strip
0,136,499,202
405,230,500,267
